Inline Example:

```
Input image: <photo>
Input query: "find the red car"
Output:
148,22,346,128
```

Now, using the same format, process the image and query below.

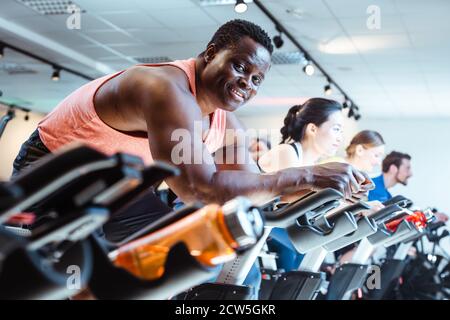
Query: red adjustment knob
407,211,427,229
6,212,36,226
385,211,427,232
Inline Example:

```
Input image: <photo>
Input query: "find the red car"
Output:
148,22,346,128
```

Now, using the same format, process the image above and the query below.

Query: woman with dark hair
258,98,344,172
258,98,345,272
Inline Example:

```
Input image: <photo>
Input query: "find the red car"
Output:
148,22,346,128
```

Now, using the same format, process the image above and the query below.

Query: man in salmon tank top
11,19,371,243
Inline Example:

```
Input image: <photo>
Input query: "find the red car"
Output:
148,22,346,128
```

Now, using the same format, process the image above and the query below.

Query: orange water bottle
108,197,264,281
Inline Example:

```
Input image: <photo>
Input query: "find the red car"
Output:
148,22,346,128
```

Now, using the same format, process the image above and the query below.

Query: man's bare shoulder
118,64,191,98
114,65,202,127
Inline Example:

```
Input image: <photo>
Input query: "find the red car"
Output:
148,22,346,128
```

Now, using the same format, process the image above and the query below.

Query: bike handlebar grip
287,212,358,254
263,188,343,228
384,225,421,247
323,216,378,252
367,220,413,247
326,201,371,222
382,195,413,208
370,204,403,222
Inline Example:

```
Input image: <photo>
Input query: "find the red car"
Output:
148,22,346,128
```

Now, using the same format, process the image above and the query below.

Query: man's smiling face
202,36,272,112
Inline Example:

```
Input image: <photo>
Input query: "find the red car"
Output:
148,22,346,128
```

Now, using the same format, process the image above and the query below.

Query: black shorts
11,129,173,243
12,129,51,178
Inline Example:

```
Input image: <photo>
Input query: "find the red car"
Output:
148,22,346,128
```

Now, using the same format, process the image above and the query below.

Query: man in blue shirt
369,151,413,202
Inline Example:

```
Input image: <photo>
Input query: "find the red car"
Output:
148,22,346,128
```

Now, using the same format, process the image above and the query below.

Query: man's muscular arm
116,67,368,204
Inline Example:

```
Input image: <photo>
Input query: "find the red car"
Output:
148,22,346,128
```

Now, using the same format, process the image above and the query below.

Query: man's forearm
169,162,364,205
196,168,310,205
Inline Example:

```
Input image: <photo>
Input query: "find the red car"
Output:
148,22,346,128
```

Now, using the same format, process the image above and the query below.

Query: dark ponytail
280,98,343,144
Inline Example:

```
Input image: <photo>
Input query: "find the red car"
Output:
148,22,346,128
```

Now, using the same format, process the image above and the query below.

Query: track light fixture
303,61,315,76
342,101,349,109
347,105,361,120
235,0,248,13
348,106,355,118
0,41,92,81
343,97,352,109
252,0,363,120
273,34,284,49
273,25,284,49
51,68,60,81
324,80,332,96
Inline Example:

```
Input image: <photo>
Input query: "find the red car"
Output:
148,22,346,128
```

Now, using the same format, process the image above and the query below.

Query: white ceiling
0,0,449,119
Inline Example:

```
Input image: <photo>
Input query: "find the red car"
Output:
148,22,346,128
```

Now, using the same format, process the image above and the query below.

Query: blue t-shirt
368,174,392,202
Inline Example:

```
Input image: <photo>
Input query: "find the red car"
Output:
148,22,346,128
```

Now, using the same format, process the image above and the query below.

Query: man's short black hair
382,151,411,173
205,19,273,55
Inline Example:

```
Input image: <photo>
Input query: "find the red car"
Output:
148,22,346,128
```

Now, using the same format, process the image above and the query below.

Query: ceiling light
303,61,314,76
324,83,332,96
343,97,352,109
51,68,60,81
273,34,284,49
235,0,247,13
348,106,355,118
273,25,284,49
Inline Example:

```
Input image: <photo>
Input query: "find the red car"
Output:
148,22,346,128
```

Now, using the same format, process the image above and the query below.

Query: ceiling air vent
199,0,252,6
0,62,38,75
271,51,307,65
15,0,85,15
135,56,172,64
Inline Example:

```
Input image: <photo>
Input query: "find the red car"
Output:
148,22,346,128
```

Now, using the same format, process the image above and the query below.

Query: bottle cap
221,197,264,250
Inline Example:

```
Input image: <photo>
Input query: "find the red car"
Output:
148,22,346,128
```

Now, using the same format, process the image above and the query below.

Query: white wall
0,105,45,180
239,112,450,214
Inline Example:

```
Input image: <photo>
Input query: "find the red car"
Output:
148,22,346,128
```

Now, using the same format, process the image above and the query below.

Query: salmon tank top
38,58,227,164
